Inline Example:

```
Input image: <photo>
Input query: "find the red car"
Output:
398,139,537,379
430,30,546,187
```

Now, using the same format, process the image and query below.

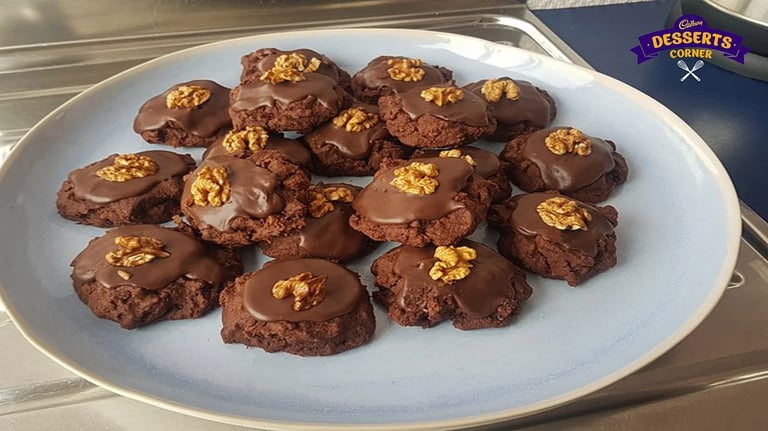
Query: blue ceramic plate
0,29,740,430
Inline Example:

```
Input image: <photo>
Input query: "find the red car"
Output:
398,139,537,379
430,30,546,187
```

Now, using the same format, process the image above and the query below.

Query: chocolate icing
182,157,285,232
304,104,389,160
248,48,343,83
413,146,500,178
393,240,524,318
230,73,344,111
522,127,616,192
71,225,228,291
69,150,194,204
464,78,551,129
399,82,492,128
352,157,472,224
509,192,615,255
244,258,363,322
353,56,449,94
133,79,232,137
203,133,312,167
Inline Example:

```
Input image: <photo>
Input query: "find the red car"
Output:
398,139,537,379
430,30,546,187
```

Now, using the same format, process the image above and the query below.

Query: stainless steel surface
1,1,767,429
704,0,768,24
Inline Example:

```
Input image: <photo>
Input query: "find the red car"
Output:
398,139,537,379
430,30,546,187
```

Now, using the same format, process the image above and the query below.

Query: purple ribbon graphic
631,14,750,64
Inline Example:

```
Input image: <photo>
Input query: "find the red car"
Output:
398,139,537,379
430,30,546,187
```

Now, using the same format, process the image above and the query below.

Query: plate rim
0,27,742,430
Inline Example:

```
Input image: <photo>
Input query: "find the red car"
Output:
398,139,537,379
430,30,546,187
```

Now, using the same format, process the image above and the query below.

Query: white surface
0,29,740,430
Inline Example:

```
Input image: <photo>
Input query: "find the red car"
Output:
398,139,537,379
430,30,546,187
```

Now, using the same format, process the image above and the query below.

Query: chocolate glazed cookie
378,82,497,148
220,258,375,356
56,150,195,227
500,127,628,203
489,192,619,286
203,127,313,170
371,240,532,330
133,80,232,147
350,55,453,103
71,225,243,329
180,155,310,247
239,48,352,89
349,157,492,247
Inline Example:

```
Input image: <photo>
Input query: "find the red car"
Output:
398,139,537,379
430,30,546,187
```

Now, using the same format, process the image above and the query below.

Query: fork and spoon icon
677,60,703,81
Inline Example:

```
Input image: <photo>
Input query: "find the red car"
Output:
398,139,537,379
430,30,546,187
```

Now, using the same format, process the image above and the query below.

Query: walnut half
390,162,440,195
322,186,354,203
386,58,425,82
536,196,592,231
260,53,321,84
190,166,231,207
429,245,477,283
308,191,334,218
272,272,327,311
544,128,593,157
165,85,211,109
222,126,269,153
480,79,520,103
105,235,170,268
420,86,464,106
438,149,477,167
96,154,158,182
332,108,379,132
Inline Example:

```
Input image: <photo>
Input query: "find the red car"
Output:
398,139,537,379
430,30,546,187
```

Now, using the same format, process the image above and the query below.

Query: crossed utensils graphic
677,60,703,82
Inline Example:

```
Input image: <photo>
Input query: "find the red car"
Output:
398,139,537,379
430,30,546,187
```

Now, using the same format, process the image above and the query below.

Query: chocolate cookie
229,51,350,133
350,55,453,103
378,82,497,148
371,240,532,330
56,151,195,227
302,103,409,176
259,183,370,262
180,155,311,247
71,224,243,329
349,157,492,247
489,192,618,286
411,146,511,203
220,258,376,356
500,127,629,203
133,80,232,147
239,48,351,89
202,126,312,169
464,77,556,141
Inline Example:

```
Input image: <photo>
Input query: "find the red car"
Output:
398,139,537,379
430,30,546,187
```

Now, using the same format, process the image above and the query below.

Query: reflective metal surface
1,1,767,429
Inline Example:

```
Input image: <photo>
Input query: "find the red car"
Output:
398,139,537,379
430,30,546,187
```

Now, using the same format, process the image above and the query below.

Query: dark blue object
536,1,768,218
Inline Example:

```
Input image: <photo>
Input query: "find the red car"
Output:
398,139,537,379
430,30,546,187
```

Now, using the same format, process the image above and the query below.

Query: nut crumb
544,128,592,157
272,272,327,311
116,270,132,280
429,245,477,283
332,108,379,132
165,85,211,109
480,79,520,103
106,236,170,268
420,86,464,106
96,154,158,182
222,126,269,153
438,149,477,167
536,196,592,231
390,162,439,195
386,58,425,82
322,186,354,203
308,191,334,218
190,166,231,207
260,53,321,84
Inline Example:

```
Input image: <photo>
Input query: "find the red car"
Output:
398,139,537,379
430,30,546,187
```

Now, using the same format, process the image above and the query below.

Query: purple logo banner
631,14,750,64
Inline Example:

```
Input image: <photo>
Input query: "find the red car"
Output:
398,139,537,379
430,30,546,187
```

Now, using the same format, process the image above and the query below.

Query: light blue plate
0,29,741,430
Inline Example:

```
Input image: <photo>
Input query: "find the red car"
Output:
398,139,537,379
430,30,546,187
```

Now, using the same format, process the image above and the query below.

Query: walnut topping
429,245,477,283
105,236,170,268
386,58,425,82
480,79,520,103
272,272,327,311
260,53,321,84
390,162,440,195
308,191,334,218
116,270,132,280
544,128,593,156
420,86,464,106
332,108,379,132
536,196,593,231
96,154,158,182
323,186,354,203
190,166,231,207
222,126,269,153
165,85,212,109
438,149,477,167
